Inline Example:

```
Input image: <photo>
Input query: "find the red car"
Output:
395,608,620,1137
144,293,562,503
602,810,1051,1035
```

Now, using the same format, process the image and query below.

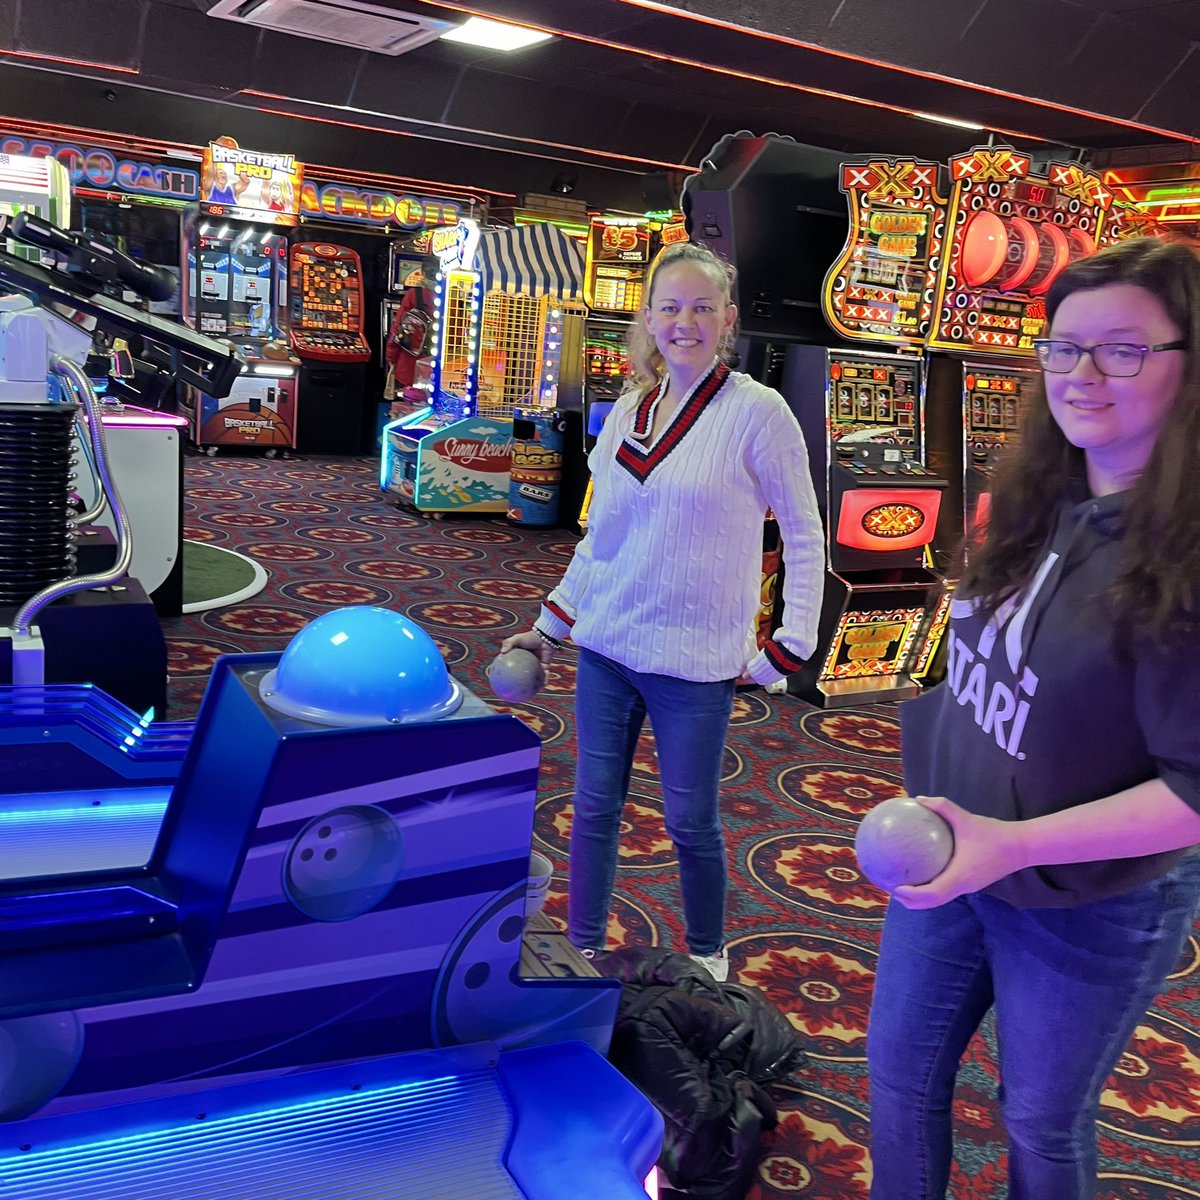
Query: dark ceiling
0,0,1196,213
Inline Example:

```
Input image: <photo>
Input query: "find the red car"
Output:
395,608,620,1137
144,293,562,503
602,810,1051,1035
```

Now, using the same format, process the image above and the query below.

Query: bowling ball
487,648,545,703
855,796,954,892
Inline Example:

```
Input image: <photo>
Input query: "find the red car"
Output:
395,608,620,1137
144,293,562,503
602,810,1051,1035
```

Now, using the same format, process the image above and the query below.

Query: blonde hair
626,242,738,390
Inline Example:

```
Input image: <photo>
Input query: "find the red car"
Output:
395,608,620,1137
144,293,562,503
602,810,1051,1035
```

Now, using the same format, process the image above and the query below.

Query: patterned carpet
167,450,1200,1200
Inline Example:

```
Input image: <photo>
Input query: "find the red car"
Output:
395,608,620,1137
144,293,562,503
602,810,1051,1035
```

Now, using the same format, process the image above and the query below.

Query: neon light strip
412,1,1060,142
1,50,139,75
605,0,1198,144
244,93,694,171
0,116,508,204
96,413,189,428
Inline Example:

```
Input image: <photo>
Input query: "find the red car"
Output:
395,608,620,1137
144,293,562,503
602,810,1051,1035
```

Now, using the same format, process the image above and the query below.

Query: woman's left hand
891,795,1029,910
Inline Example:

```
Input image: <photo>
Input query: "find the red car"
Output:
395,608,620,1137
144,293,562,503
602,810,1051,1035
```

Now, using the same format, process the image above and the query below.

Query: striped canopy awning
475,223,585,300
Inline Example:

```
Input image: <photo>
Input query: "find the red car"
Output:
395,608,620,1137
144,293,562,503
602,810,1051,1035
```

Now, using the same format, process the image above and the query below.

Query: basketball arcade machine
184,137,301,455
288,240,373,453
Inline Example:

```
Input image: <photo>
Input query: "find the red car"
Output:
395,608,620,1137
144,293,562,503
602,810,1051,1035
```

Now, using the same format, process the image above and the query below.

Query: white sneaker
689,949,729,982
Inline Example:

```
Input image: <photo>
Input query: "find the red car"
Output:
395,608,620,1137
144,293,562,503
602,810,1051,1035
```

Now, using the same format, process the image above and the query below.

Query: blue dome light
259,606,462,726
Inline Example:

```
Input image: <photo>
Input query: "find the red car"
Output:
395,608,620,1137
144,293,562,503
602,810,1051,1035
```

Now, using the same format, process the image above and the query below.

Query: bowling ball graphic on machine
855,796,955,892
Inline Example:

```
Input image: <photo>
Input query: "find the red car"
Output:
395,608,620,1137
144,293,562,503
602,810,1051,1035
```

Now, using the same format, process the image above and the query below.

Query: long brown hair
626,242,738,390
958,237,1200,642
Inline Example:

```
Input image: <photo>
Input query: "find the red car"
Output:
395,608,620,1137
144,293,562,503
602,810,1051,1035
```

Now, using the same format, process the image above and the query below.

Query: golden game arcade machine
781,155,950,706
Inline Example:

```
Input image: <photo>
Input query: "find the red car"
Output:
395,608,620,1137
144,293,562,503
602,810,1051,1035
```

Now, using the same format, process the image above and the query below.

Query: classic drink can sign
508,410,565,527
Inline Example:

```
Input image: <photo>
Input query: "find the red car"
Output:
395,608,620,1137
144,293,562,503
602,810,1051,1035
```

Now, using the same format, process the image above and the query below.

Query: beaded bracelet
534,627,561,649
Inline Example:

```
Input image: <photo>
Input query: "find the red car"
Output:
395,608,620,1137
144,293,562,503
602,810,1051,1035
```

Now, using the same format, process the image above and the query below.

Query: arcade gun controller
0,213,242,706
0,606,661,1199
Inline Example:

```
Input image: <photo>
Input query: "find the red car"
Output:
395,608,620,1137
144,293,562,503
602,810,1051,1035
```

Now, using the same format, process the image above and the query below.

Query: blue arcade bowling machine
0,606,660,1199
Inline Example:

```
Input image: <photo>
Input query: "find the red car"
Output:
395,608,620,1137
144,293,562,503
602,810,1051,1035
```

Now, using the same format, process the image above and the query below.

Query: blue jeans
867,854,1200,1200
569,647,735,956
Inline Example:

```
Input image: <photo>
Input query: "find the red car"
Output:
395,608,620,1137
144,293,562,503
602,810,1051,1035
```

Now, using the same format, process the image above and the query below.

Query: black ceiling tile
17,0,144,69
252,30,363,106
1043,16,1185,123
351,55,464,124
608,102,712,166
1124,0,1200,41
610,13,762,61
446,67,637,154
1075,0,1200,31
943,0,1100,89
824,0,981,66
681,0,845,43
1137,45,1200,136
141,4,261,90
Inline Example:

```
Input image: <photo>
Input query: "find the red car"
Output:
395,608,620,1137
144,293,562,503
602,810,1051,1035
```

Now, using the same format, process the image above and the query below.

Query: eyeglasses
1032,339,1188,378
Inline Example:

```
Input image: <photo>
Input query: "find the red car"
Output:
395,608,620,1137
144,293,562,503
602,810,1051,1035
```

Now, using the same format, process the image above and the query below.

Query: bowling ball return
0,608,660,1198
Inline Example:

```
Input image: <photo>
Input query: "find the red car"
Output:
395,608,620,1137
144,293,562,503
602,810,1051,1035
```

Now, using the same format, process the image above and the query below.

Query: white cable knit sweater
535,361,824,685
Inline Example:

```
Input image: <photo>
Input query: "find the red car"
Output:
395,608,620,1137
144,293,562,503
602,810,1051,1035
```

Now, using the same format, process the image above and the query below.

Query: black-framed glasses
1032,339,1188,378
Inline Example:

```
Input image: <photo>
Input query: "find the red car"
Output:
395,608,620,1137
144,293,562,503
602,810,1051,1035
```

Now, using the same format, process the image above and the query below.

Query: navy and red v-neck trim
616,362,730,483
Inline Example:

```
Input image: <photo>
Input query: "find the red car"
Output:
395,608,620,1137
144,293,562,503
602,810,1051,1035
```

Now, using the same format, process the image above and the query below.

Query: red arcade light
836,488,942,552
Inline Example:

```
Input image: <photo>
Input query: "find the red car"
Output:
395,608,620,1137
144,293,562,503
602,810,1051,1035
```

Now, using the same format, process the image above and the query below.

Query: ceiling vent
208,0,454,56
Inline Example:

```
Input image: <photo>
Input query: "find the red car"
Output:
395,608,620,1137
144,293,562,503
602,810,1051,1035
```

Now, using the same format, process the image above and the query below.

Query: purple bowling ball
487,648,546,703
855,796,954,892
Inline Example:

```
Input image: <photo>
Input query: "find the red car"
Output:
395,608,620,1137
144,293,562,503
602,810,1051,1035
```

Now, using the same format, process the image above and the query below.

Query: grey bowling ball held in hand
855,796,955,892
487,647,546,703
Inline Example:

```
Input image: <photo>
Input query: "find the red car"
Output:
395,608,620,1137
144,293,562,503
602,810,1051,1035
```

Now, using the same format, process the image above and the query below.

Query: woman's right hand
499,629,554,665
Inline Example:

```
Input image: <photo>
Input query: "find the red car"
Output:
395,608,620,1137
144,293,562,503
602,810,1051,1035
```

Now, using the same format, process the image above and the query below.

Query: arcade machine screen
186,227,297,453
290,243,371,361
955,363,1037,535
585,218,650,315
289,242,372,454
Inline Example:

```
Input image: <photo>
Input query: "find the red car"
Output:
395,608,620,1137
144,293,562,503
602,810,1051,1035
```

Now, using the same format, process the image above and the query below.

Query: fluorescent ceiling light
914,112,985,131
441,16,552,51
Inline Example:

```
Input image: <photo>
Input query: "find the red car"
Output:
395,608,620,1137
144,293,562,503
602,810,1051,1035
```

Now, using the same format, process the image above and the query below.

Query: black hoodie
901,486,1200,908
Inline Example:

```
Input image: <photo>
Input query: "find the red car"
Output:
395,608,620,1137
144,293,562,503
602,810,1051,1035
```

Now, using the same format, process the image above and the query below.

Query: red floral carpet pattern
169,453,1199,1199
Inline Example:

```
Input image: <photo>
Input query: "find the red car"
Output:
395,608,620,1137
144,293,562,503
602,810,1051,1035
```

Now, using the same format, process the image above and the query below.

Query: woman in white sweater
501,242,824,981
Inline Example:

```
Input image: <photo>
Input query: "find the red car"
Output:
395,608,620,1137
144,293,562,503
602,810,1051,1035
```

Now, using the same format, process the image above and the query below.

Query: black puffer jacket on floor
597,947,807,1199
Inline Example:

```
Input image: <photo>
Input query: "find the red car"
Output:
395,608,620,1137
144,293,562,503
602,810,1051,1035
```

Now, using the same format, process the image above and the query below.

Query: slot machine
922,148,1116,561
289,241,373,454
782,345,946,706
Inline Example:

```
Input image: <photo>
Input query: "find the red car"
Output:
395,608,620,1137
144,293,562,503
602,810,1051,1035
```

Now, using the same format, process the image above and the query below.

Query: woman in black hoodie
868,237,1200,1200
